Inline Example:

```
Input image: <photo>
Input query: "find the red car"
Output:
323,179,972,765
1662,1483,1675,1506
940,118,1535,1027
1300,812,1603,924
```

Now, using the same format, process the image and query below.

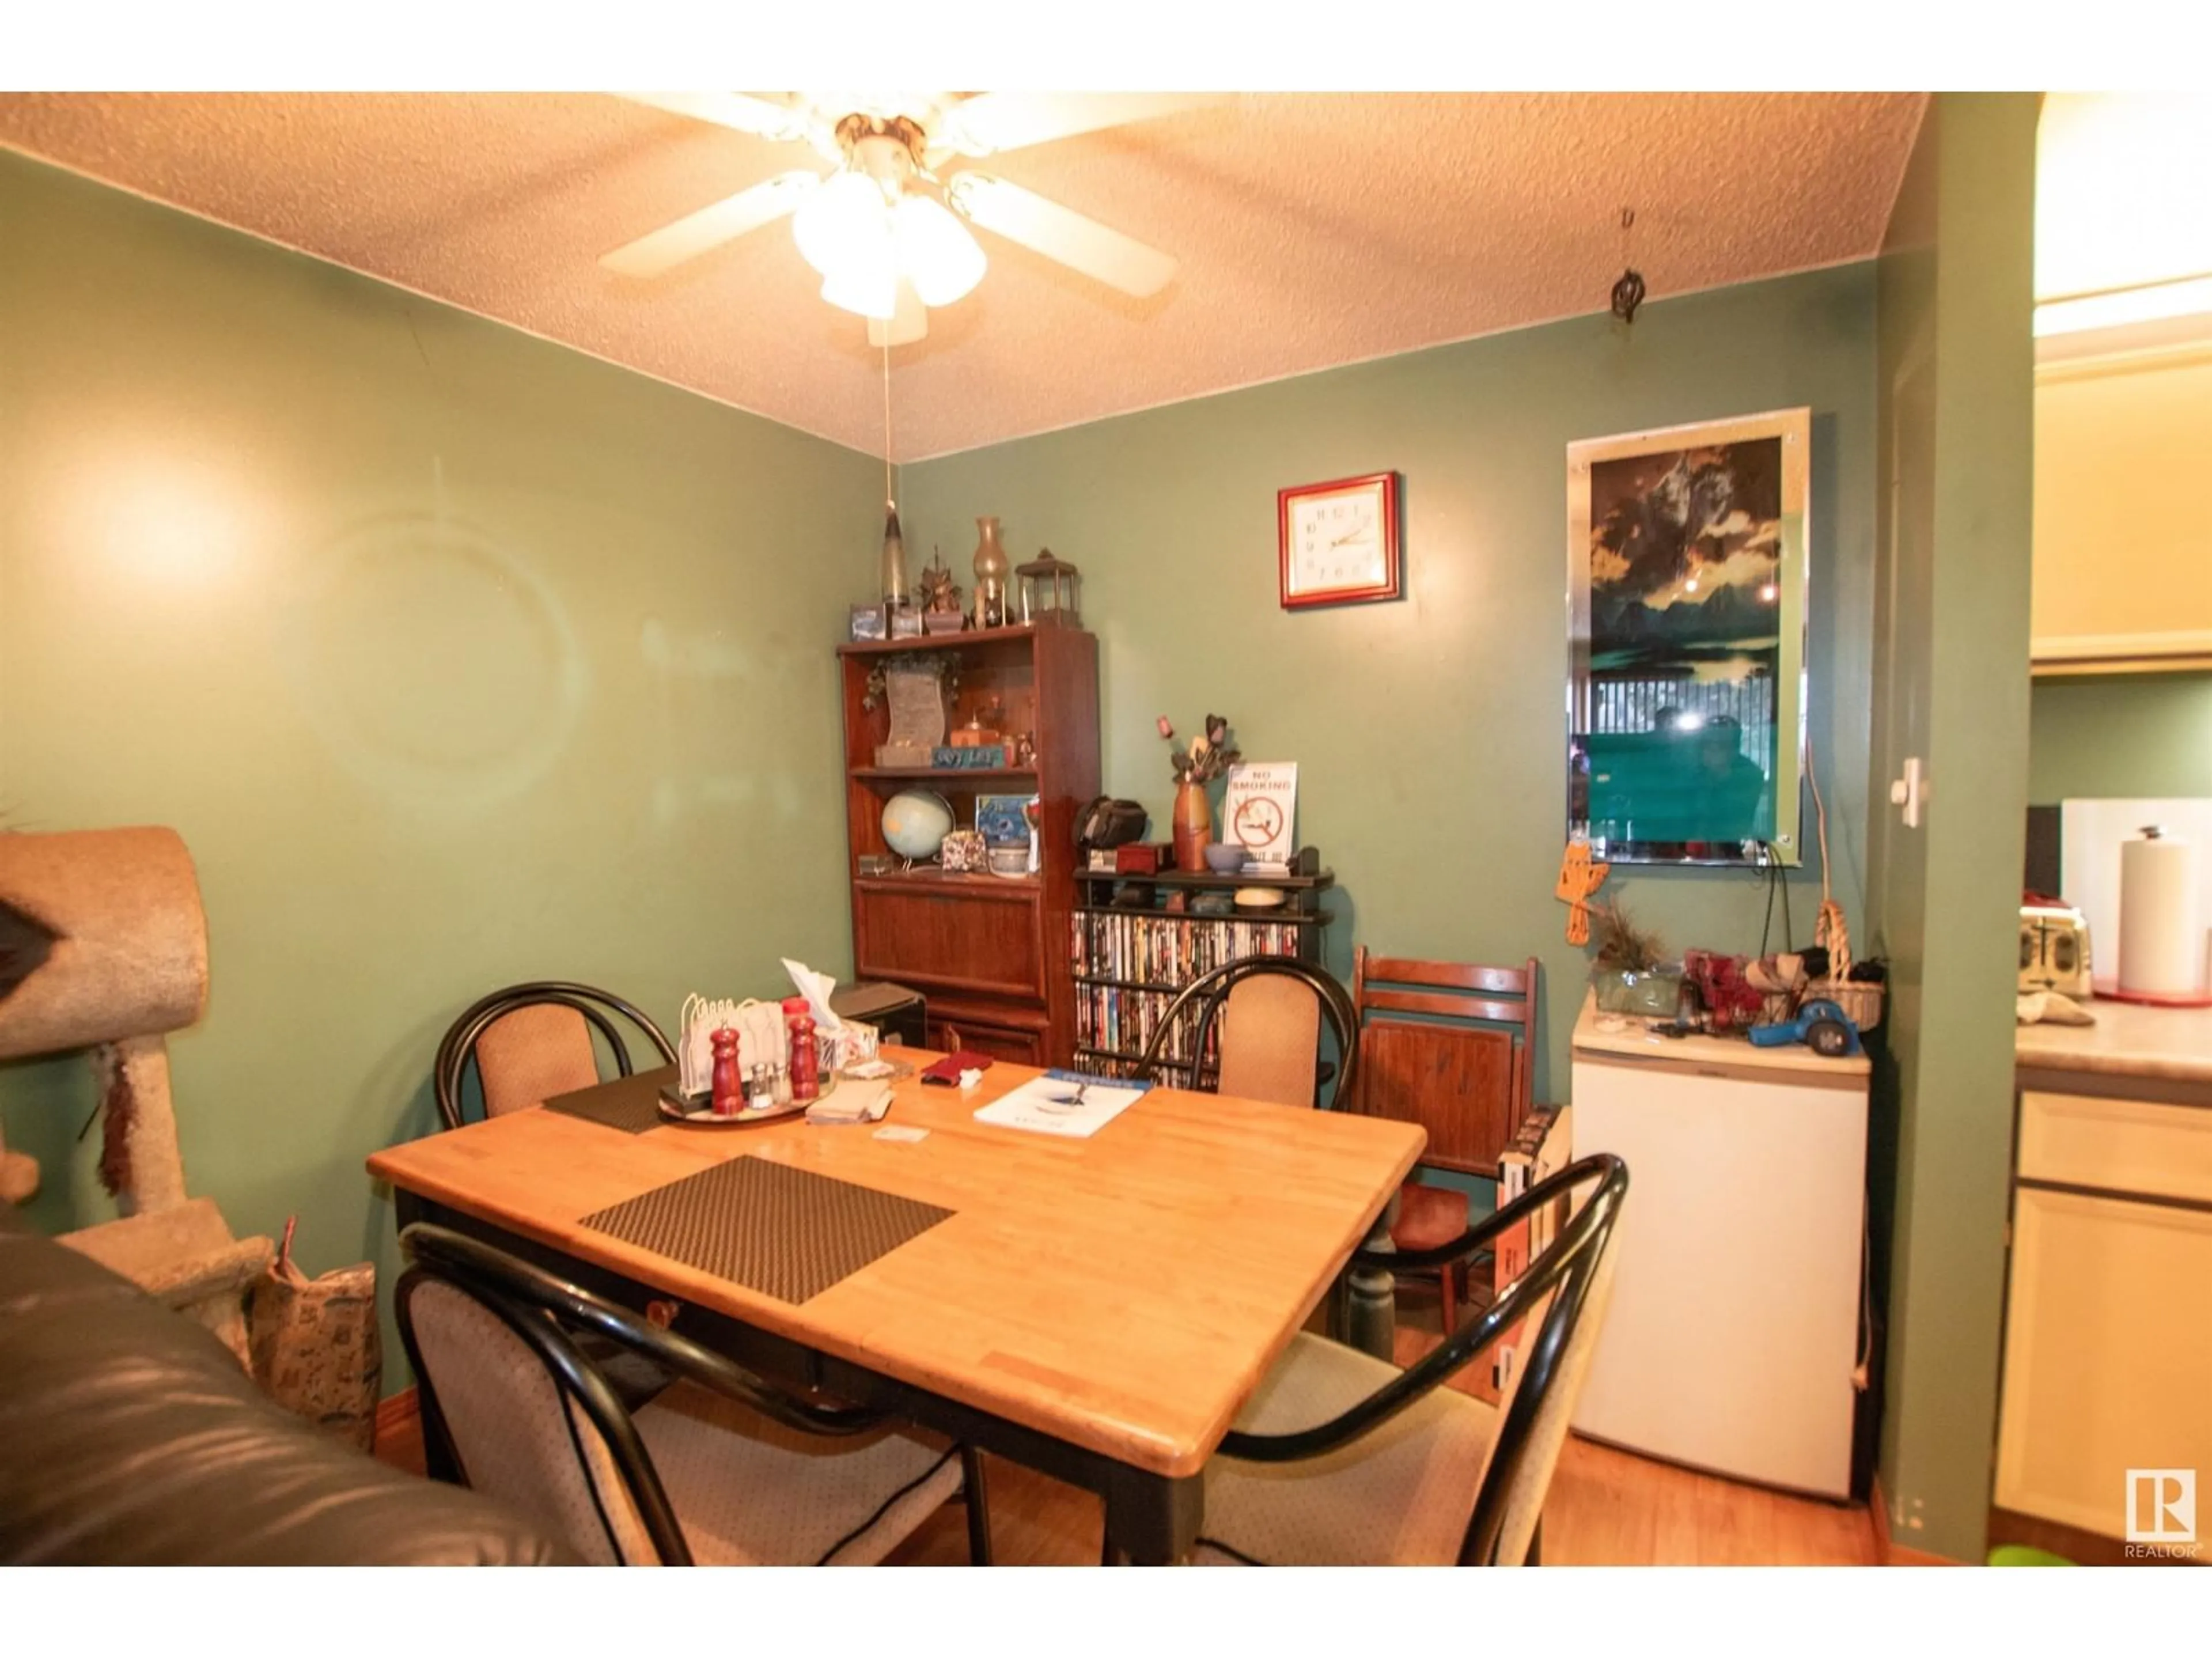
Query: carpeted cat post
0,827,272,1365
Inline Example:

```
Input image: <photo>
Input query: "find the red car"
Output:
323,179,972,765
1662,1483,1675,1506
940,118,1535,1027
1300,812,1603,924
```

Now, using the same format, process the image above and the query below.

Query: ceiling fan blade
935,92,1222,158
600,171,819,279
867,281,929,348
946,173,1179,298
618,92,811,142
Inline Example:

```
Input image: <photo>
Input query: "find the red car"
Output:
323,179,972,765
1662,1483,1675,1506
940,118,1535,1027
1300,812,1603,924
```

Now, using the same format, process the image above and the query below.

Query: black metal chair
1135,956,1360,1112
1190,1153,1628,1566
433,980,676,1131
395,1223,991,1567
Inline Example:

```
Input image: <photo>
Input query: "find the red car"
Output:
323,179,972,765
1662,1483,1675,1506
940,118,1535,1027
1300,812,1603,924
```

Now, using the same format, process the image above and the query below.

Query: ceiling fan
600,91,1215,344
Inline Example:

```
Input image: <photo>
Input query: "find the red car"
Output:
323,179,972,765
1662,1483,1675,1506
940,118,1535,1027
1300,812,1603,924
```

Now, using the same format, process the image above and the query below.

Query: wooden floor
882,1433,1874,1566
377,1298,1876,1566
884,1306,1873,1565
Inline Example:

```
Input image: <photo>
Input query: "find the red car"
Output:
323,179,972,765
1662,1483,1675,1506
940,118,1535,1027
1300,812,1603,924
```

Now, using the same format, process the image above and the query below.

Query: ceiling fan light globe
821,261,900,321
793,169,891,278
895,192,987,307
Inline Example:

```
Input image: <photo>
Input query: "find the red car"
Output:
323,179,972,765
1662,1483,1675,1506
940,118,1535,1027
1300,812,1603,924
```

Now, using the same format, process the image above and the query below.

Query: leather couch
0,1202,567,1565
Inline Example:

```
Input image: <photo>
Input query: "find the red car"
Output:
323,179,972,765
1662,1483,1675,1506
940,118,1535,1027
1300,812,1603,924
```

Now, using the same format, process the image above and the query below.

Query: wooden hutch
836,623,1099,1066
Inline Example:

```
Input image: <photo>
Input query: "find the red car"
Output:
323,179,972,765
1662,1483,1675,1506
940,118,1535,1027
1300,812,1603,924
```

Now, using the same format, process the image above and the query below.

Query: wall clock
1277,471,1402,609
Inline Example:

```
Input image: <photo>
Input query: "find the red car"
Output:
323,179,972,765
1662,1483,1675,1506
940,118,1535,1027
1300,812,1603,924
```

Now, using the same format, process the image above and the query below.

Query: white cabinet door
1570,1055,1868,1497
1996,1185,2212,1536
2033,354,2212,670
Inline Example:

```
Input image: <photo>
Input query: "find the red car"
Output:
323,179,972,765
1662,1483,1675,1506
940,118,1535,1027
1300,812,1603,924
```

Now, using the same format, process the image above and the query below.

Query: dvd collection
1071,912,1304,984
1069,912,1307,1069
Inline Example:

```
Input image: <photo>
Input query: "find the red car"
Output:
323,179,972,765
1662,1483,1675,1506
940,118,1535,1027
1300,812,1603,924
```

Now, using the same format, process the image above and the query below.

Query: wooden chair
1135,957,1359,1111
396,1224,991,1566
1192,1154,1627,1565
433,981,676,1131
1350,949,1540,1332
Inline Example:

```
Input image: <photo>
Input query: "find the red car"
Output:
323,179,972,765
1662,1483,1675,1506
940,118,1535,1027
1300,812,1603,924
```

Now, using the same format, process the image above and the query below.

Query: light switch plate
1889,756,1930,828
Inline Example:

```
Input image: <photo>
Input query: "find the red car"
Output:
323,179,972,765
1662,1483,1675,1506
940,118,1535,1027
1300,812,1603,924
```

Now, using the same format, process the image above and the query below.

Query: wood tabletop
368,1058,1424,1479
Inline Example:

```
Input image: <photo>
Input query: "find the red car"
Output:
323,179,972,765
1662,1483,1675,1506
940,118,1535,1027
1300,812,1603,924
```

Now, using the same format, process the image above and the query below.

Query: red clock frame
1277,471,1402,610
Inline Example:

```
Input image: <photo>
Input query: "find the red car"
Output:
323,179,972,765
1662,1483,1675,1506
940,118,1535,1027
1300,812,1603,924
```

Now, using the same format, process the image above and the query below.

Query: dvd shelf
1068,867,1334,1079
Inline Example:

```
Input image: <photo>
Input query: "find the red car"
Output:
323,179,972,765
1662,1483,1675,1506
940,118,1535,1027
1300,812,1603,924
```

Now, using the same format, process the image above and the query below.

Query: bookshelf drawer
854,882,1045,1002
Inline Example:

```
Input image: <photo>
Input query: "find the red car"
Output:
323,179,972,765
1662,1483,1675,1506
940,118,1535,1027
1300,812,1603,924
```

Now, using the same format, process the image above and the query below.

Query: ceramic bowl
1203,843,1246,874
986,844,1031,878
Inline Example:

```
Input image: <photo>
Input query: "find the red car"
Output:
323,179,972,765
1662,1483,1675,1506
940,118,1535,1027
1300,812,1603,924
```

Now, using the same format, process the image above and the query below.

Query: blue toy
1748,997,1863,1058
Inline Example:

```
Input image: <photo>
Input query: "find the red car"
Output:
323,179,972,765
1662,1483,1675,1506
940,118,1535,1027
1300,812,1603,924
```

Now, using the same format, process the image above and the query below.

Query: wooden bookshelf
839,624,1099,1066
1069,867,1335,1080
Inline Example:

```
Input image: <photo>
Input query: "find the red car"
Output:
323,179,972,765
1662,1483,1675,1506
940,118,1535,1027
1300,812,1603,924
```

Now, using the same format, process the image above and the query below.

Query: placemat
579,1156,955,1303
541,1065,679,1135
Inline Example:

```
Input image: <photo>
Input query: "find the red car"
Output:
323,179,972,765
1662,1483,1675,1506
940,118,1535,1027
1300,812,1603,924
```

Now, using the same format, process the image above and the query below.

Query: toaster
2020,904,2093,997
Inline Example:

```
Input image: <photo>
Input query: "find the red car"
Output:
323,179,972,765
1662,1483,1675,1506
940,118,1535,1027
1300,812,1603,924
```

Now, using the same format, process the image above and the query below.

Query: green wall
1865,93,2040,1561
0,151,878,1369
902,263,1880,1099
2029,672,2212,801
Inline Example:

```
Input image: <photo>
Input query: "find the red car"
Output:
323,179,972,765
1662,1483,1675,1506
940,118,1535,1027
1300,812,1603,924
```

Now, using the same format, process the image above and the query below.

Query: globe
881,790,955,861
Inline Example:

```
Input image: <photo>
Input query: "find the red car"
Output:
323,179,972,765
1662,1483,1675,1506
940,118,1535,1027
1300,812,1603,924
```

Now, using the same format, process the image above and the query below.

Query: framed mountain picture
1566,408,1810,867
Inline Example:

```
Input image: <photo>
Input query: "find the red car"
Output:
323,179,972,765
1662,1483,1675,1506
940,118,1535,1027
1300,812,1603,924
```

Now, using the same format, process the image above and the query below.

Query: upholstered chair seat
1187,1154,1627,1568
1195,1333,1499,1566
632,1381,964,1566
399,1233,984,1567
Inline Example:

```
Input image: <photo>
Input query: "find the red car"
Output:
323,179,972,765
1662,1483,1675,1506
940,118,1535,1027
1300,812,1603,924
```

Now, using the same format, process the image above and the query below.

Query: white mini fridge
1569,1003,1870,1498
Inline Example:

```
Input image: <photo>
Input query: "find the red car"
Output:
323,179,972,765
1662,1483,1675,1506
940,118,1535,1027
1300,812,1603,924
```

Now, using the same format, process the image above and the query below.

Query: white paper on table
972,1070,1151,1140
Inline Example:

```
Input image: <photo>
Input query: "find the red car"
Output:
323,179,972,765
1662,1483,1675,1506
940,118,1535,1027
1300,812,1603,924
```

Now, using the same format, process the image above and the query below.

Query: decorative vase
972,516,1008,629
1173,780,1213,873
880,507,910,611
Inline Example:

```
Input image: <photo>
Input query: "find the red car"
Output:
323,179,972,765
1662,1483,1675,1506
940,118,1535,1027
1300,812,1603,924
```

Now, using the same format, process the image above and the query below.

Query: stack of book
1489,1104,1571,1396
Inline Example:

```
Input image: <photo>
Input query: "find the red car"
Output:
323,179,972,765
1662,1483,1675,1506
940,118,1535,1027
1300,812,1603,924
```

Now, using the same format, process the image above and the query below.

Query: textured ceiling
0,92,1925,459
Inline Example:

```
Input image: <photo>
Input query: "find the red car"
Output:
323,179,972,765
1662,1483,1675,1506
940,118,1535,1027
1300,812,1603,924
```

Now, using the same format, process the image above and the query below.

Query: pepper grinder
710,1028,742,1118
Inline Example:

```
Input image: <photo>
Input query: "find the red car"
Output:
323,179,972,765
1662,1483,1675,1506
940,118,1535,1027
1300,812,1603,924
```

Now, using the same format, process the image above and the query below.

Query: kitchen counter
2015,998,2212,1085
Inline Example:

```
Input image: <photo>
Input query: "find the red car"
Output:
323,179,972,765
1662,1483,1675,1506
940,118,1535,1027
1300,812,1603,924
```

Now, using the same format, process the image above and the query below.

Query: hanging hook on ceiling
1611,206,1646,326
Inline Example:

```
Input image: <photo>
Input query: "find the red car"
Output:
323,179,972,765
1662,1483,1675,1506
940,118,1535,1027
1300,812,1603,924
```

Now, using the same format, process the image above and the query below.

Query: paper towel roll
2119,830,2203,997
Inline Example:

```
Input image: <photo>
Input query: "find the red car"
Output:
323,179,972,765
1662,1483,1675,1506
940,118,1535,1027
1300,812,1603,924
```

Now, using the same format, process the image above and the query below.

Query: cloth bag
248,1218,382,1453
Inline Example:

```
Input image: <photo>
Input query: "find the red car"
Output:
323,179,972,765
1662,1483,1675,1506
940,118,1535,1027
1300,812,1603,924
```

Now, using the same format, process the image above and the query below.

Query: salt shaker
747,1064,775,1113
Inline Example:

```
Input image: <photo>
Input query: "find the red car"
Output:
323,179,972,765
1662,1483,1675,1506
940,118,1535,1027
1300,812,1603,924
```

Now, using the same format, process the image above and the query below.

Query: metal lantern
1015,548,1082,627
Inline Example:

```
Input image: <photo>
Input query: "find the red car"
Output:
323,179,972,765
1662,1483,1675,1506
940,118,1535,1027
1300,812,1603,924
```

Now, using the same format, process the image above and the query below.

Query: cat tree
0,827,271,1363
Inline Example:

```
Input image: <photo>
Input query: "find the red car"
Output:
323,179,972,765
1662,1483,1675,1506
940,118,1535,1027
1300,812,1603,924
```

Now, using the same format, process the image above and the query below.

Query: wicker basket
1808,978,1884,1034
1753,978,1885,1036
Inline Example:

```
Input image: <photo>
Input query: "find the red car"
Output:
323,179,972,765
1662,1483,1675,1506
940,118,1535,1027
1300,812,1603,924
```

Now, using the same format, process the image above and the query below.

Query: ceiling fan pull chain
1611,204,1646,325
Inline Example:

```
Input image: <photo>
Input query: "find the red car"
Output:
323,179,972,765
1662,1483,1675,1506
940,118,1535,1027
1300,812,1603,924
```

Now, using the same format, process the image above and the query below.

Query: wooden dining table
367,1055,1423,1563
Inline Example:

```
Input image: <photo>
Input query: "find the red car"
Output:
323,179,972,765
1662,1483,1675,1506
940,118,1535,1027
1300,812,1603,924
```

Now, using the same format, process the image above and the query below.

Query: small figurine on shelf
1014,732,1036,768
919,548,965,635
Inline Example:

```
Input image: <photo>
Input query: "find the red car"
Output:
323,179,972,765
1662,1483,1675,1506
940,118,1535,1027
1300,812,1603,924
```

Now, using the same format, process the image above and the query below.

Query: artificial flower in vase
1158,713,1242,872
